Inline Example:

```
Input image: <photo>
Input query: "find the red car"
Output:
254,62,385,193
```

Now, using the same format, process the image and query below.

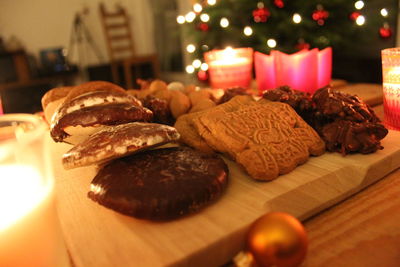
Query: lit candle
255,47,332,94
0,114,70,267
205,47,254,89
382,47,400,130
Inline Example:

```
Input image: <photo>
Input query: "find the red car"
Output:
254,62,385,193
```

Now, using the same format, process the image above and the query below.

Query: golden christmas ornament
246,212,307,267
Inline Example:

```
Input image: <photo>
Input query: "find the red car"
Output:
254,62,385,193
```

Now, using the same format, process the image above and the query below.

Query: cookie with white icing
50,90,151,144
62,122,180,169
41,86,74,123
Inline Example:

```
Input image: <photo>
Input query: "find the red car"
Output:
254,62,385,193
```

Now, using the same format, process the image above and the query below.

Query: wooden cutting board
335,83,383,107
51,130,400,267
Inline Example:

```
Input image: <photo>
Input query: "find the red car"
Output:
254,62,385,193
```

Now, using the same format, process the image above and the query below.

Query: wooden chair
99,3,160,89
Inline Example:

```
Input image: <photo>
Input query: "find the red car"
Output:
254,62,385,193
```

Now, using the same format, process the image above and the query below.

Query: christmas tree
178,0,395,77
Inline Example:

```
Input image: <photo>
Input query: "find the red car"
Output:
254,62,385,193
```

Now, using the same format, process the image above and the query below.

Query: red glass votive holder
204,47,253,89
382,47,400,131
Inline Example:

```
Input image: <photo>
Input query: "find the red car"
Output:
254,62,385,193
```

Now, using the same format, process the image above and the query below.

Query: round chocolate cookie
88,146,229,220
62,122,180,169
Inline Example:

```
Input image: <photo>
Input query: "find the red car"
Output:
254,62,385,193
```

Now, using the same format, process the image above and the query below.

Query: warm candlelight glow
209,57,249,67
0,165,52,232
255,47,332,94
382,47,400,130
204,47,253,89
0,114,70,267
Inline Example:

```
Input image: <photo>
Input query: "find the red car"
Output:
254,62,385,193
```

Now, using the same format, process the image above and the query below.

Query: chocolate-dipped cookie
50,90,152,144
88,146,229,220
62,122,180,169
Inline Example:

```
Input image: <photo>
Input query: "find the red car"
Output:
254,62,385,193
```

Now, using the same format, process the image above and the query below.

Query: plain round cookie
87,146,229,220
62,122,180,169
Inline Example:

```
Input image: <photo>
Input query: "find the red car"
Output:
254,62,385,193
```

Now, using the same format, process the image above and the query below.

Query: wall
0,0,155,67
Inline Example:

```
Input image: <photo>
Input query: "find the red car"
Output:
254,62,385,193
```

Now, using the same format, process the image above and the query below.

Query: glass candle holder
382,47,400,131
0,114,70,267
205,47,253,89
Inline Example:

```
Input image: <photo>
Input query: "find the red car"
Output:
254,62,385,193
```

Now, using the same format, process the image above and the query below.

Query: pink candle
382,47,400,131
205,47,253,89
255,47,332,94
0,97,3,115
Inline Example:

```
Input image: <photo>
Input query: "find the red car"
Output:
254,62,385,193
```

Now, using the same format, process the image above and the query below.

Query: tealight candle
0,114,70,267
382,47,400,130
205,47,254,89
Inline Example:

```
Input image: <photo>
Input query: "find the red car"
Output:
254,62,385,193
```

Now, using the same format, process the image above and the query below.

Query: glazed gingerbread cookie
50,90,151,144
88,146,229,220
62,122,180,169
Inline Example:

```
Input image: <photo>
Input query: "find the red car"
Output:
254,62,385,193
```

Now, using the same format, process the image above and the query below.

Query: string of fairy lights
177,0,394,76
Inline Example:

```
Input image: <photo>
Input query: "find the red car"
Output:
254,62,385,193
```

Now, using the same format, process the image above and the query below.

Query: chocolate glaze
263,86,388,155
88,146,229,221
50,103,153,142
62,122,180,169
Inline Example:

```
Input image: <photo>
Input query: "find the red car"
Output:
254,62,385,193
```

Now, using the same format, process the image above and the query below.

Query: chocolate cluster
142,96,174,125
218,87,250,104
262,86,315,123
263,86,388,155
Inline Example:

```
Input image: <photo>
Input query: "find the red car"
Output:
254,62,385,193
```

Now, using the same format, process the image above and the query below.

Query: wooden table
303,105,400,267
57,83,400,267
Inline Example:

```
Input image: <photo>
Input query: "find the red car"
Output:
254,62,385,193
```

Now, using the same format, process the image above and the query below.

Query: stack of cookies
42,81,229,221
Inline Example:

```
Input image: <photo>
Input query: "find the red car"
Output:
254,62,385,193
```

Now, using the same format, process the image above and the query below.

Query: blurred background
0,0,398,113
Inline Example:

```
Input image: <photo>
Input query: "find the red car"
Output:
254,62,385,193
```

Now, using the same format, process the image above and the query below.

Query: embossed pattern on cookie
192,99,325,180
